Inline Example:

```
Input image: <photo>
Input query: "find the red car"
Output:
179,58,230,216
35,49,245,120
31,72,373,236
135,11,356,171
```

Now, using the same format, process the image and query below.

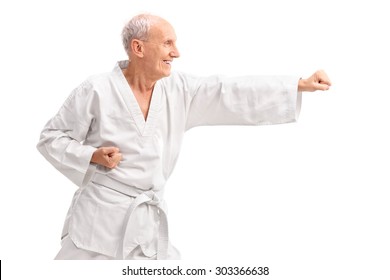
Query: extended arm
184,70,331,129
184,74,301,129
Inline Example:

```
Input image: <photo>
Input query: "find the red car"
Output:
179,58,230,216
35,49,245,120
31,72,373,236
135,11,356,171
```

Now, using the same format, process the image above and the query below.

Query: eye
164,40,173,47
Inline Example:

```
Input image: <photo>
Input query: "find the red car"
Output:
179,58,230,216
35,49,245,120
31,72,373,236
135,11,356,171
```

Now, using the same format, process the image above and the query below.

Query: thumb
102,146,120,155
314,82,330,91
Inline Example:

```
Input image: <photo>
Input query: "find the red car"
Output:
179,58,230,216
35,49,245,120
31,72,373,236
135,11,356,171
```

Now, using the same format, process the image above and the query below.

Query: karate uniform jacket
37,60,302,259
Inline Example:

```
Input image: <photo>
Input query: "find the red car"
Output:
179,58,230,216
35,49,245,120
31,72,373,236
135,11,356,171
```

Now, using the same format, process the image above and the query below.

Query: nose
170,44,180,58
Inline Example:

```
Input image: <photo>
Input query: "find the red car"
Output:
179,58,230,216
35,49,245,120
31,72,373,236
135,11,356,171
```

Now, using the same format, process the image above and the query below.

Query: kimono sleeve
36,80,98,187
184,74,302,130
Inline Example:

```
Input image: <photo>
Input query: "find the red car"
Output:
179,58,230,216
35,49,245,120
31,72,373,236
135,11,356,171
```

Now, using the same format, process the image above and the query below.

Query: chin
162,71,171,77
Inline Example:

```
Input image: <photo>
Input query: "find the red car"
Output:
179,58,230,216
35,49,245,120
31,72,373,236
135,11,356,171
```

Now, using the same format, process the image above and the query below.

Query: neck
123,62,156,94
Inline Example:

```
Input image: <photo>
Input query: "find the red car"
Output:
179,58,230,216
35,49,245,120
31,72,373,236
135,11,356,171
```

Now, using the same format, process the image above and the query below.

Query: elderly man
37,14,331,260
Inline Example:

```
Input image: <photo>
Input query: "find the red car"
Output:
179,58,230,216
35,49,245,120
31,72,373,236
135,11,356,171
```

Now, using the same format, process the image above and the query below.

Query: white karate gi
37,60,302,260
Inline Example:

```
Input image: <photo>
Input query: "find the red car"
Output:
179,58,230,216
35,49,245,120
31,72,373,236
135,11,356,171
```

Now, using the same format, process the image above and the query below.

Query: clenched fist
298,70,332,92
91,146,122,169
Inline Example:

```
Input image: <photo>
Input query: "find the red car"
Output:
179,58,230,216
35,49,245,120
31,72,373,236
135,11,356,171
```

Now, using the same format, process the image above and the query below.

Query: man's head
122,14,180,79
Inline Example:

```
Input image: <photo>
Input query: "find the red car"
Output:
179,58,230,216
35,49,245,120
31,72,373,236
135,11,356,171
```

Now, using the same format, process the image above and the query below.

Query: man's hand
298,70,332,92
91,146,122,169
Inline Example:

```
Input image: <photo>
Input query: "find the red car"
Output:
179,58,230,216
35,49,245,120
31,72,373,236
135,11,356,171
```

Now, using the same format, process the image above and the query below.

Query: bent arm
36,82,97,187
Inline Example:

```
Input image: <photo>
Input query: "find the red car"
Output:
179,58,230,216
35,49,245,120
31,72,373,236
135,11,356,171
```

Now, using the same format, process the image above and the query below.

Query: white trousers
55,236,180,260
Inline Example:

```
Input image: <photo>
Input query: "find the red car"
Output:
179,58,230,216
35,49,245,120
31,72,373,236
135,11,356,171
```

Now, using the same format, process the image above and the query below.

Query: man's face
142,20,180,80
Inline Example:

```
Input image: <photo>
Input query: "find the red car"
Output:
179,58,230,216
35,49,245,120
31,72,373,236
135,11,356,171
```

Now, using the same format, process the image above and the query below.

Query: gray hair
121,14,155,56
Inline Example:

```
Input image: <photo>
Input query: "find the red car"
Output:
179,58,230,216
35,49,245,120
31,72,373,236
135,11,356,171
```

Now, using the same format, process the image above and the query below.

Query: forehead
149,19,177,41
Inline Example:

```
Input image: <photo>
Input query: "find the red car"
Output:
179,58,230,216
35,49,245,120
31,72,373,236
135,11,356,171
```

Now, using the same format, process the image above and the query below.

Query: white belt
92,174,169,260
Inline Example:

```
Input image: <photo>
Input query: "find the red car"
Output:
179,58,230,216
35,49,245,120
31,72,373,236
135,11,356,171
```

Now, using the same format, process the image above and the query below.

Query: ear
130,39,144,58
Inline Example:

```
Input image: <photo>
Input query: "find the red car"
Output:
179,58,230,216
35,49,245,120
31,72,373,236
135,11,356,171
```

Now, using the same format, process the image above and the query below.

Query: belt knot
143,190,161,205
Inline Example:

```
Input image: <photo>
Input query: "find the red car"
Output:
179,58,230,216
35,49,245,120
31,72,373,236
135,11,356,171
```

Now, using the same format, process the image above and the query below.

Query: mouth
163,60,172,66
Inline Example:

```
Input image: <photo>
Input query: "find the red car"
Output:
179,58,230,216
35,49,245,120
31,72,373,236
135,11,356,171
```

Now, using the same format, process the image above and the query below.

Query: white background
1,0,389,279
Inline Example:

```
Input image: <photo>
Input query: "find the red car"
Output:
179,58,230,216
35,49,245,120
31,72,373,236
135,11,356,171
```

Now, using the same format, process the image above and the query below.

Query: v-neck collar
114,60,162,137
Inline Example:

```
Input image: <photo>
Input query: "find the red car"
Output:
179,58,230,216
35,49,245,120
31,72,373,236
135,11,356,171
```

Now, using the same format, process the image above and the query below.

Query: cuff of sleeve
284,76,302,123
80,145,97,187
63,144,97,187
296,91,302,120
